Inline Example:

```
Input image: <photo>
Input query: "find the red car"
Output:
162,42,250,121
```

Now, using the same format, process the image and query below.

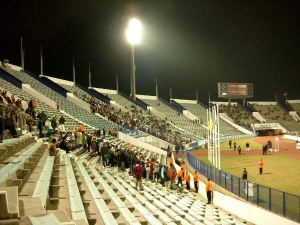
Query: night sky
1,1,299,105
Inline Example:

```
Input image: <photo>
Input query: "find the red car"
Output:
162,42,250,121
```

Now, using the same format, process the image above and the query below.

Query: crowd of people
219,104,260,128
68,89,195,146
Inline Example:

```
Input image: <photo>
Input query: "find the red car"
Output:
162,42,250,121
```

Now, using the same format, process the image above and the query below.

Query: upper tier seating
0,77,92,133
4,69,117,131
251,103,300,132
141,99,206,139
179,102,248,136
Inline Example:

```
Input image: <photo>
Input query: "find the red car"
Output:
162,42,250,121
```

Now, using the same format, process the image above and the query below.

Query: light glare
126,18,142,45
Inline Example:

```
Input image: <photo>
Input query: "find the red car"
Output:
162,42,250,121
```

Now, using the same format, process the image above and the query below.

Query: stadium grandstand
1,62,300,225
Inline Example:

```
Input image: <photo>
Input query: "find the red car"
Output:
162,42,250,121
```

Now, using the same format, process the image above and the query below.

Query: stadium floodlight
126,18,142,101
126,18,142,45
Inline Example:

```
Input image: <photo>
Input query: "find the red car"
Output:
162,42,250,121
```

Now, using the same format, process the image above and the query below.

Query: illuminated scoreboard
218,83,253,99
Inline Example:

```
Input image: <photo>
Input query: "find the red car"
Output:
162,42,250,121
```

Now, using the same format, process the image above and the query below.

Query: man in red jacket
134,160,143,191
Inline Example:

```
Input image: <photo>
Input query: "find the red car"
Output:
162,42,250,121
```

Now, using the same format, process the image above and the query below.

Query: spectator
51,116,57,130
134,160,143,191
0,96,7,143
59,115,65,125
49,139,59,156
56,100,60,111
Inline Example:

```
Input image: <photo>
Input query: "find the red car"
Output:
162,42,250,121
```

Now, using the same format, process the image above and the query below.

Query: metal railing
187,152,300,222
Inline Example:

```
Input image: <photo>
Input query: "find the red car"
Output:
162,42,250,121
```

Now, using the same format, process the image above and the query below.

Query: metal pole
196,90,198,102
155,78,158,97
169,88,172,103
116,73,119,92
40,46,43,75
73,58,75,84
131,44,136,101
88,63,91,87
21,37,24,70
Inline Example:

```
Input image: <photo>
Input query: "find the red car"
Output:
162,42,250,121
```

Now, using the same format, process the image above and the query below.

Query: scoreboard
218,83,253,99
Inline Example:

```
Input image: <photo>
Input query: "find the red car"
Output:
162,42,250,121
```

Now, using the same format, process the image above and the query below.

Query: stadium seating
0,77,94,133
250,103,300,132
178,102,246,136
3,69,117,131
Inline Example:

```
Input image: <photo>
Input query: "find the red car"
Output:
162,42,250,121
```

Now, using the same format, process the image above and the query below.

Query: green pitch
198,138,300,196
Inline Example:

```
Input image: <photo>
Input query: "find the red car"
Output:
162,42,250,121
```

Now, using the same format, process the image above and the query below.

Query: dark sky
1,1,300,105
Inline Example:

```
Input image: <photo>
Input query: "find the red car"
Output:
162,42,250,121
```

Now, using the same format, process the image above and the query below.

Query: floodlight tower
126,18,142,101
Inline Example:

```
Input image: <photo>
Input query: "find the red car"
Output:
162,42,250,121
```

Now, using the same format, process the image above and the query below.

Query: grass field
197,137,300,196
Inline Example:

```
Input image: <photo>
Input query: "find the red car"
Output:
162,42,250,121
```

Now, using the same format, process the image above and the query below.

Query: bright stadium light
126,18,142,45
126,18,142,101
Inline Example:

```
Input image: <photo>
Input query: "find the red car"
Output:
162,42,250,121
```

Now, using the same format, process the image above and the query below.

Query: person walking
242,168,248,188
206,178,213,204
259,158,263,174
193,171,199,193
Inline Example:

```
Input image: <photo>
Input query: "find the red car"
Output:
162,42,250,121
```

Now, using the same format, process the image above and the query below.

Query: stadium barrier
187,152,300,222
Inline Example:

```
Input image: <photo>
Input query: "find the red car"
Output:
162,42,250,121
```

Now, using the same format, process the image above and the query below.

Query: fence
187,152,300,222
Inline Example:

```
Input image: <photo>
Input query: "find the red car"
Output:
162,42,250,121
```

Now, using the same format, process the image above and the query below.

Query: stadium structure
1,61,300,225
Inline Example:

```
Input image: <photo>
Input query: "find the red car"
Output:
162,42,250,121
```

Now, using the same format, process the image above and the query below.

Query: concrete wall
172,99,197,104
147,106,166,120
7,63,22,71
66,93,90,111
118,132,167,157
183,110,199,121
136,94,157,100
43,75,74,86
93,87,117,95
22,84,56,109
248,101,277,106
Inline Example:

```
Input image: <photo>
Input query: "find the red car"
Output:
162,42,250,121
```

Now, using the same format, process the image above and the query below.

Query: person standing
246,142,250,151
163,165,171,189
259,158,264,174
181,162,186,177
238,145,241,155
233,142,237,151
176,168,183,188
193,171,199,193
59,115,65,125
169,164,176,189
51,116,57,131
0,96,7,143
56,100,60,111
184,171,191,190
134,160,143,191
206,178,213,204
242,168,248,188
229,139,232,149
